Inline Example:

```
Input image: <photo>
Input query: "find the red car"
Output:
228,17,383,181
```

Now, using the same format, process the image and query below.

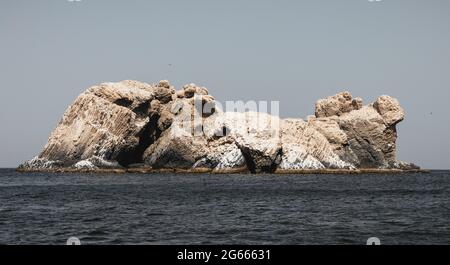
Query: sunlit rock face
309,92,409,169
18,81,419,173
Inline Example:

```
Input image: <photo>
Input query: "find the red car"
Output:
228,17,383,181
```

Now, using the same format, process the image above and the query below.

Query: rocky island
18,80,420,174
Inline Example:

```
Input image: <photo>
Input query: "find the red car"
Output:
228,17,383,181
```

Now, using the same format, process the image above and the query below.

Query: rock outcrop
309,93,408,169
18,81,419,173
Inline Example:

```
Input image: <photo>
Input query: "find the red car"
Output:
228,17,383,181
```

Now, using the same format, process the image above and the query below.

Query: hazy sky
0,0,449,168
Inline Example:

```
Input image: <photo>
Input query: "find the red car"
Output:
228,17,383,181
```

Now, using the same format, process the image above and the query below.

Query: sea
0,169,449,245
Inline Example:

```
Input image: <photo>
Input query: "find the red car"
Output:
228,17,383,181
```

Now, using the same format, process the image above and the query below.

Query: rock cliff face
18,80,419,173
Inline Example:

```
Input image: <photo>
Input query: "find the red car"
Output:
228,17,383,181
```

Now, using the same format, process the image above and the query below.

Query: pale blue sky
1,0,449,168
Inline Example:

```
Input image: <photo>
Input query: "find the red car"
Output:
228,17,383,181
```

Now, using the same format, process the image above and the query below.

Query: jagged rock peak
373,95,405,126
315,91,363,118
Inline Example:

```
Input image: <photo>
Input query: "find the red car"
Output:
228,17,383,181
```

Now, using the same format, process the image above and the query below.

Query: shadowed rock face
18,81,419,172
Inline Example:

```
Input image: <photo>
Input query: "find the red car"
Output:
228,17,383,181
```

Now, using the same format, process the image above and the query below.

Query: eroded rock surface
18,81,418,172
309,94,409,169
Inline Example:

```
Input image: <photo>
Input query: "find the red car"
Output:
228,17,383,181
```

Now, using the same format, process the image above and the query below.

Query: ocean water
0,168,449,245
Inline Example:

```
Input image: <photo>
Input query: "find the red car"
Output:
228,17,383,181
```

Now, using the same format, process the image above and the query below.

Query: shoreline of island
16,167,429,175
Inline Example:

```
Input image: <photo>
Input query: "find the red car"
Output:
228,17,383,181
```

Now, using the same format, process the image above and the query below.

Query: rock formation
18,80,419,173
